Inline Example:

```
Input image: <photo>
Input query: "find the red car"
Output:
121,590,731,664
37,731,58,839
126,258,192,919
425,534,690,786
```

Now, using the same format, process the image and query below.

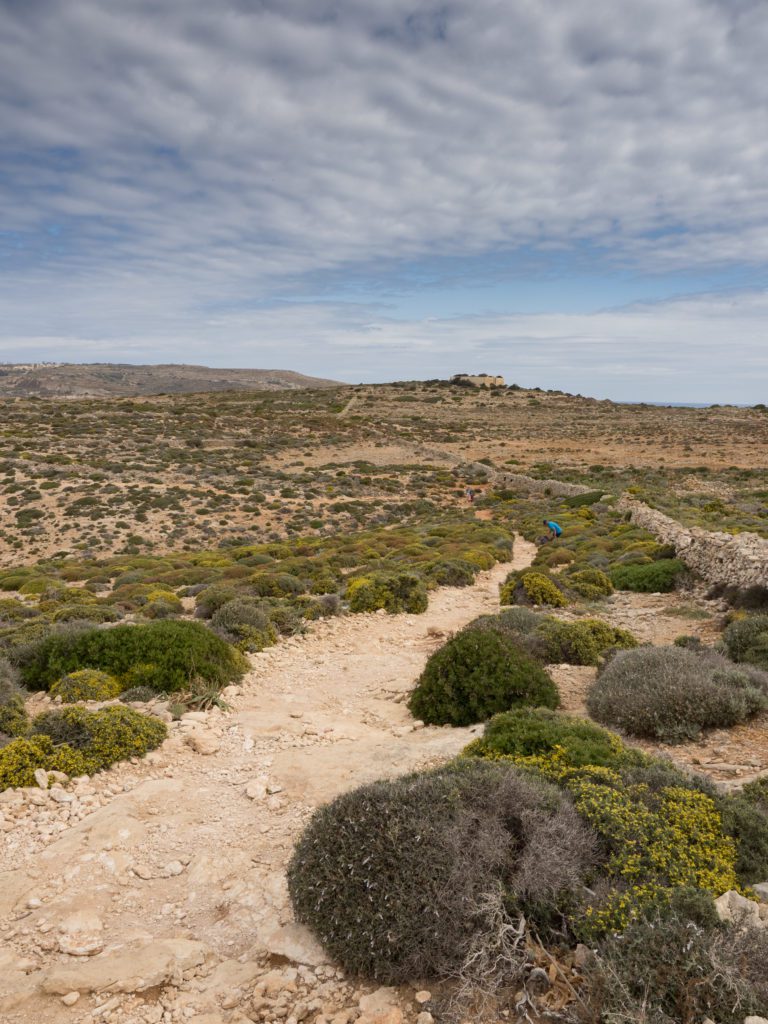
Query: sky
1,0,768,402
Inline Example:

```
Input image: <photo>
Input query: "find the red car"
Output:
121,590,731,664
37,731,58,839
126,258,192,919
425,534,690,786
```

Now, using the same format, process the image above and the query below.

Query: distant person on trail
542,519,563,543
466,487,475,503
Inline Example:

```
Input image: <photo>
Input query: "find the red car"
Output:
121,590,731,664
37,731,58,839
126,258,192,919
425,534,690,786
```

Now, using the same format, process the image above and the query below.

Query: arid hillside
0,364,339,398
0,379,765,566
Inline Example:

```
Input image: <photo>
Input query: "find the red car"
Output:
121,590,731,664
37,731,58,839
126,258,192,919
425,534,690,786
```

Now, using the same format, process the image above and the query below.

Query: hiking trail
0,537,537,1023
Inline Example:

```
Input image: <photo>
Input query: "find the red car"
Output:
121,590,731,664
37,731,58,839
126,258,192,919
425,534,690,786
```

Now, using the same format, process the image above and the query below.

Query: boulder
185,729,221,756
57,909,104,956
264,922,330,967
40,938,208,995
714,890,763,928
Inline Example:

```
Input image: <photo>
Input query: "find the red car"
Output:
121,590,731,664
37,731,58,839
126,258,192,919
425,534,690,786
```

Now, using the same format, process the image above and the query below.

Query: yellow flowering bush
464,741,744,939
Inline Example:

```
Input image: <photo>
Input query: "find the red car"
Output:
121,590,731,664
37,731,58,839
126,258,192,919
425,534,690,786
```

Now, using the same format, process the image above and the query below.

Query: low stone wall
618,496,768,589
494,472,592,498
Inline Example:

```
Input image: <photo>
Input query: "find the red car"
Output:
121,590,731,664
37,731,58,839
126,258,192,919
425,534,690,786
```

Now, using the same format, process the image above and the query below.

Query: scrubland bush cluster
0,515,514,789
0,705,166,789
489,494,690,609
290,706,768,1020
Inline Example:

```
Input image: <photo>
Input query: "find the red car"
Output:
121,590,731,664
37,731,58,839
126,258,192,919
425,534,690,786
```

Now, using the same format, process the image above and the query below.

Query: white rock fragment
57,910,104,956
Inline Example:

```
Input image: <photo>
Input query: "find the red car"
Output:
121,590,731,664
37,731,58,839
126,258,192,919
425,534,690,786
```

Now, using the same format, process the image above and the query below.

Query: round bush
609,558,686,593
0,735,89,790
51,604,121,624
347,572,428,615
408,628,559,726
464,708,636,770
210,598,277,651
537,618,637,666
49,669,122,703
426,559,476,588
287,760,595,983
0,663,29,739
566,567,614,599
17,620,247,694
195,585,238,619
723,615,768,670
119,685,159,703
30,705,167,770
587,646,768,742
717,790,768,885
586,913,768,1024
500,571,567,608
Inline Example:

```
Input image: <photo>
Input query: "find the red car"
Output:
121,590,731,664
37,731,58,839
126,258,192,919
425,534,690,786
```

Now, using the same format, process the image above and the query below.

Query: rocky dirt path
0,539,537,1024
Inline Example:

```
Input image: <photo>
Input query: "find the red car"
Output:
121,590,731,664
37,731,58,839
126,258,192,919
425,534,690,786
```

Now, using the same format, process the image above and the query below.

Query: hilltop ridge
0,362,340,397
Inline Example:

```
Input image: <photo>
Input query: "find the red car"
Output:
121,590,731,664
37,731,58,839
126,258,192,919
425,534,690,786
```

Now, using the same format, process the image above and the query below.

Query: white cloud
2,289,765,404
2,0,768,391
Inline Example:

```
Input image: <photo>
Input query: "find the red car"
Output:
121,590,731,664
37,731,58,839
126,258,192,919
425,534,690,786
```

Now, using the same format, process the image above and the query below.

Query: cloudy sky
2,0,767,401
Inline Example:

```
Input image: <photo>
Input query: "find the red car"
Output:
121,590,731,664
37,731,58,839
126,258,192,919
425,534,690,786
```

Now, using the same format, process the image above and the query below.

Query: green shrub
195,585,238,619
266,604,306,637
287,761,595,983
500,570,567,608
49,669,122,703
0,735,89,789
0,598,39,623
51,604,121,624
562,490,605,508
18,620,247,694
426,559,476,588
587,647,768,741
251,572,306,597
347,572,428,614
119,685,159,703
30,705,166,770
743,775,768,813
717,790,768,885
723,615,768,670
584,913,768,1024
537,618,637,666
566,567,614,599
610,558,686,592
408,628,558,726
210,598,278,651
464,708,640,770
142,590,183,619
0,663,29,738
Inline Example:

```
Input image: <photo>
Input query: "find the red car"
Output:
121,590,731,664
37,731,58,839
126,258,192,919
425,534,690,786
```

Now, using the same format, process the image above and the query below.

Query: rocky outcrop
618,497,768,589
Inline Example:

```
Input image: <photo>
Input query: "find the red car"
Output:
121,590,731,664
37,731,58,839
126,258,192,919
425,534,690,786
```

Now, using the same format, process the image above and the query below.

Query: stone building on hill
450,373,505,388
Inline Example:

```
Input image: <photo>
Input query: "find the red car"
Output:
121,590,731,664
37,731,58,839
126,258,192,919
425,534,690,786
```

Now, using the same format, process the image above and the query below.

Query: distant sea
625,401,751,408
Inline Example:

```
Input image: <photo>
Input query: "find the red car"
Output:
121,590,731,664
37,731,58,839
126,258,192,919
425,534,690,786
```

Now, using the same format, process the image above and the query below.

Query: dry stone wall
493,472,592,498
618,496,768,589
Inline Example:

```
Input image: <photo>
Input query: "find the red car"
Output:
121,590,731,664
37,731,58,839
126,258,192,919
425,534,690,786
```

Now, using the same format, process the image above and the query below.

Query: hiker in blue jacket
543,519,563,542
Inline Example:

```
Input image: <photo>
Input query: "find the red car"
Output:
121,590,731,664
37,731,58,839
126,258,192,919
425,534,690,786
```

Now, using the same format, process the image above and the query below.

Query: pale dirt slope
0,539,536,1024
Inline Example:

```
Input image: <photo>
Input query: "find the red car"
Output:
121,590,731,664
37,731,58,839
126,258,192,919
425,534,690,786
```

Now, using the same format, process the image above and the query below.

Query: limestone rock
264,923,330,967
753,881,768,903
185,729,221,756
57,909,104,956
41,938,209,995
359,988,399,1015
245,779,268,801
714,890,763,928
